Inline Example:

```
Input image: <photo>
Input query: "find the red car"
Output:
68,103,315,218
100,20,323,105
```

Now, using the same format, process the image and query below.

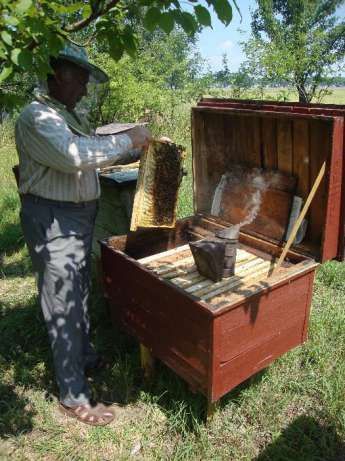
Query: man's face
54,62,90,110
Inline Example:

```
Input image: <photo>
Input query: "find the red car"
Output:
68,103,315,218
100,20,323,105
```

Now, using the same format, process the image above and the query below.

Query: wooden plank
262,118,277,169
210,271,314,401
192,110,209,214
211,259,317,315
139,244,190,264
212,322,305,402
203,112,227,211
202,262,271,301
193,106,339,123
277,119,293,174
215,272,311,362
309,120,329,246
321,117,344,261
246,116,262,168
223,115,240,167
187,259,268,299
293,119,310,199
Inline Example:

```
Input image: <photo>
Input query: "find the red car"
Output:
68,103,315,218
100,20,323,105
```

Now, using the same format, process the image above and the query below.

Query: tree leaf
5,16,20,26
47,33,65,56
10,48,21,65
0,64,13,83
122,29,137,57
143,7,161,32
159,12,175,34
50,2,84,14
82,4,92,19
194,5,212,27
109,40,124,60
15,0,32,15
175,11,198,35
212,0,232,26
1,31,12,46
11,48,32,68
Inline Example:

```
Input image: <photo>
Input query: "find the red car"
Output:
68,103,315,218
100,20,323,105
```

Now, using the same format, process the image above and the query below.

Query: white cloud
219,40,234,50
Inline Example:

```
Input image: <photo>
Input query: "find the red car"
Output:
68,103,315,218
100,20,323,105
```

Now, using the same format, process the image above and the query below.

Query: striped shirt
15,100,137,202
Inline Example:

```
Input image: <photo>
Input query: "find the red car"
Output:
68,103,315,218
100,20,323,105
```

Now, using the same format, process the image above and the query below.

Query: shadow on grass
0,384,35,438
0,293,52,438
255,414,345,461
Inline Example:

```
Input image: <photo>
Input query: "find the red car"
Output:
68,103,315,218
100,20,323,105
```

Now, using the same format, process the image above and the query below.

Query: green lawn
1,94,345,460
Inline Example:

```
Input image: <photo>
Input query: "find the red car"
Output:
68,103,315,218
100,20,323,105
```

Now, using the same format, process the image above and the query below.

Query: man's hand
127,126,152,150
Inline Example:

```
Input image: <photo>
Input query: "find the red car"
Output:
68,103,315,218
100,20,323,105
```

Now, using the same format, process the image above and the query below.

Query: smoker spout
215,224,240,240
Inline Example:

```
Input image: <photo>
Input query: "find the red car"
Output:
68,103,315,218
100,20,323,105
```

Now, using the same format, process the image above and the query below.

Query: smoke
211,165,275,229
239,189,264,227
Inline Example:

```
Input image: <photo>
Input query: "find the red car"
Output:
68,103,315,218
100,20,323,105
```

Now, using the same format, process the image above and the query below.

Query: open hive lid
191,103,344,262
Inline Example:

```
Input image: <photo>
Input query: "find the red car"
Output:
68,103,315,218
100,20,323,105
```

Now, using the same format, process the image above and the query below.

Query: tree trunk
297,86,309,104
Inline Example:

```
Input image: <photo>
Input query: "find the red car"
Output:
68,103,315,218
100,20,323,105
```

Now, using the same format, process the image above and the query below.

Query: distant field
263,87,345,104
208,87,345,105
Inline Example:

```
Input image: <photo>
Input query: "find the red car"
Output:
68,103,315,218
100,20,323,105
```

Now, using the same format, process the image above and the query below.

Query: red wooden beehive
100,101,344,408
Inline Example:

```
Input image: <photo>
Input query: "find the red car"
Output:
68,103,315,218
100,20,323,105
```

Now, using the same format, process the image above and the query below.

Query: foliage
243,0,345,103
88,28,211,137
0,0,238,85
213,53,232,88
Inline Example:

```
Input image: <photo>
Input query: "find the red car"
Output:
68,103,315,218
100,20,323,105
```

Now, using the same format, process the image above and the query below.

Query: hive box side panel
101,243,212,394
323,118,344,261
209,270,315,402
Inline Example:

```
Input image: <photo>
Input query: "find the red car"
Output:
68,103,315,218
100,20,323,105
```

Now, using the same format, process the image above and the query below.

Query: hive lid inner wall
191,107,343,261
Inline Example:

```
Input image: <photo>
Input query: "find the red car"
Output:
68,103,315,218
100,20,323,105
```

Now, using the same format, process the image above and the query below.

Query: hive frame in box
100,103,344,417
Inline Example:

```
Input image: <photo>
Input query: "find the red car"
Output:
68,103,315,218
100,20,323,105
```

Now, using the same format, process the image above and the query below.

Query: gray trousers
20,194,99,406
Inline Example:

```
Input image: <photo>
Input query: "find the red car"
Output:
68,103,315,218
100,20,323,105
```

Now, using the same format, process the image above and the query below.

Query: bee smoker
215,225,240,278
189,225,240,282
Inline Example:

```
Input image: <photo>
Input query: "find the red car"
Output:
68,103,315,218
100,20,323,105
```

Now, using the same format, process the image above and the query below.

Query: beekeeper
15,42,151,426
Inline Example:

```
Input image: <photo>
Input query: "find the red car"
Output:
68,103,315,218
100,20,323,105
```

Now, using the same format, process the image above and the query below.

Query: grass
1,90,345,460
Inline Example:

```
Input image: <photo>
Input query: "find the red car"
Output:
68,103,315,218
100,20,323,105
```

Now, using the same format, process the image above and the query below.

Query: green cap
57,42,109,84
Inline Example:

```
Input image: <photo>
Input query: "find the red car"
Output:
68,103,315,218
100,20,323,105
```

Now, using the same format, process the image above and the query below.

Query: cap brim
58,54,109,84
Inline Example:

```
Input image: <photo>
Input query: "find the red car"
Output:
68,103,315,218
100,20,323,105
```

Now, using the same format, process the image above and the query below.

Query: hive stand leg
206,400,218,424
140,344,155,380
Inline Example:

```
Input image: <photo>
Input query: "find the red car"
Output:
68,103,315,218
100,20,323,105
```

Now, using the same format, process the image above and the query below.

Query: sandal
58,402,115,426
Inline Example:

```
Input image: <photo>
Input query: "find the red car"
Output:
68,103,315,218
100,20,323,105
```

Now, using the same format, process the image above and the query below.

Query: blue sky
197,0,345,72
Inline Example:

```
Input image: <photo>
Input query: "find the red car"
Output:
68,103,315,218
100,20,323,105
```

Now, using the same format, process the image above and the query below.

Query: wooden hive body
100,102,344,404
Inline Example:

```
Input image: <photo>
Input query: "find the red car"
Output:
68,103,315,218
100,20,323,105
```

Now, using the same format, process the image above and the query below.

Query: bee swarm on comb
130,140,185,231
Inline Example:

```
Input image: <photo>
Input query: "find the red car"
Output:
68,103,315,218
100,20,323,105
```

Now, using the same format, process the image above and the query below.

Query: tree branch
63,0,121,33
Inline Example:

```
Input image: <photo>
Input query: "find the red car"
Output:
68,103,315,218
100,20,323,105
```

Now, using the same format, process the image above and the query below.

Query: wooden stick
273,162,326,273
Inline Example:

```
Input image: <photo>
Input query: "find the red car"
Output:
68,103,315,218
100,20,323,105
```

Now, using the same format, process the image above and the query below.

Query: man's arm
16,103,151,173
